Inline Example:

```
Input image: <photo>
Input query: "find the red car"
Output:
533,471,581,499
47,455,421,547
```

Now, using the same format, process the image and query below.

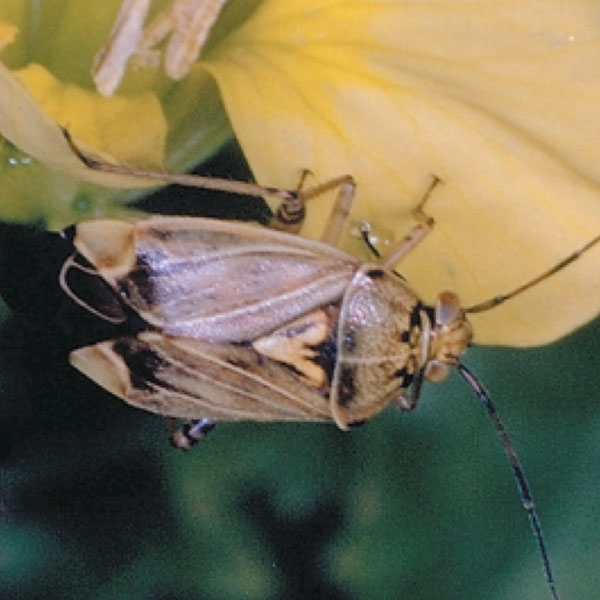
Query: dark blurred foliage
1,142,600,600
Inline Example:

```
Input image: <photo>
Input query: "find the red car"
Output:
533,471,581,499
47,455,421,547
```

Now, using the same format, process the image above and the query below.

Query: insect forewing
71,217,358,342
70,332,335,422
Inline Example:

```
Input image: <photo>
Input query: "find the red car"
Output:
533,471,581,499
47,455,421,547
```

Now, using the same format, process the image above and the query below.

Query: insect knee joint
412,175,443,226
169,418,216,450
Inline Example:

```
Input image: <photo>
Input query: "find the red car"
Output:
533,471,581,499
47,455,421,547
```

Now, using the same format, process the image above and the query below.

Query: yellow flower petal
0,18,17,50
0,59,166,188
15,63,166,169
0,4,230,224
202,0,600,346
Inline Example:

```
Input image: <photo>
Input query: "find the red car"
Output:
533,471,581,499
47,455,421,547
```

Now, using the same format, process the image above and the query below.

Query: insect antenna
465,233,600,314
456,362,559,600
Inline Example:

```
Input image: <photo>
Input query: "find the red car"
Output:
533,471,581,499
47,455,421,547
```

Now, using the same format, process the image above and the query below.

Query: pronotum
3,130,599,599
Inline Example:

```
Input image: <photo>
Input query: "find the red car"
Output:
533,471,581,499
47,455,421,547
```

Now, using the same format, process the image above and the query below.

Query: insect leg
317,176,358,246
355,221,381,258
63,128,297,205
395,371,424,412
269,169,312,233
380,176,442,270
168,417,216,450
270,173,357,246
63,127,358,237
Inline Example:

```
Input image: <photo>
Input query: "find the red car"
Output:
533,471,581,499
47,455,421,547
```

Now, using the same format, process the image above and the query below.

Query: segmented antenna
456,362,559,600
465,233,600,314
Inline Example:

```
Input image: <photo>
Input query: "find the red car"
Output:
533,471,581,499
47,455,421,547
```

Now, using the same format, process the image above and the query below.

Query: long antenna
466,233,600,313
456,362,559,600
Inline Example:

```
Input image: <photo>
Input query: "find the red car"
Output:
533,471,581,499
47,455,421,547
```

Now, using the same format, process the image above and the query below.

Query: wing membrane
78,218,358,342
71,331,334,422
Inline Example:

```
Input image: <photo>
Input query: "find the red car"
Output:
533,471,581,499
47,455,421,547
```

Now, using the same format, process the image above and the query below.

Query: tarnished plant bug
2,129,598,599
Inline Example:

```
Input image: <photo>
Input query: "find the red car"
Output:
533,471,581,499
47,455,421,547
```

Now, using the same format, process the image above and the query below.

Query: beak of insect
424,291,474,383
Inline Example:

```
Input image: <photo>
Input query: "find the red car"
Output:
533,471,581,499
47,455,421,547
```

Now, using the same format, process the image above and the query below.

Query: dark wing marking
70,331,334,422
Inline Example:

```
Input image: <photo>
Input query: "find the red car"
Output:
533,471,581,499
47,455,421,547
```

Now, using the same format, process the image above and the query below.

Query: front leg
395,371,424,412
380,176,441,270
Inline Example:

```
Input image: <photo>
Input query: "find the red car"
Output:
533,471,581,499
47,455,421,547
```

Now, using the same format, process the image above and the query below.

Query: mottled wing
71,217,358,342
70,331,334,422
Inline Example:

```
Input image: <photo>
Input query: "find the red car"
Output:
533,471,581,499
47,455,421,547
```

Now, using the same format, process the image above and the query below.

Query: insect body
50,203,584,600
28,130,599,600
61,216,472,432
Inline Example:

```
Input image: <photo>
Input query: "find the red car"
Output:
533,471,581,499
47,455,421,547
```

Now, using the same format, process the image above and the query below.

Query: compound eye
435,291,461,325
424,360,450,382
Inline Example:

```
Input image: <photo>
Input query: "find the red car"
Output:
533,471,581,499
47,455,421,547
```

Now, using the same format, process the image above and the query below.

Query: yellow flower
198,0,600,346
2,1,600,347
0,2,230,224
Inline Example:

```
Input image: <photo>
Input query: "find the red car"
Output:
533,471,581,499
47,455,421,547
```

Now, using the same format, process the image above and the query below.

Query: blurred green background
1,142,600,600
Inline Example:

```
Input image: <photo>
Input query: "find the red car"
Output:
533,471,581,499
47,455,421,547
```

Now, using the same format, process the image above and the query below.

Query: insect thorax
329,268,473,428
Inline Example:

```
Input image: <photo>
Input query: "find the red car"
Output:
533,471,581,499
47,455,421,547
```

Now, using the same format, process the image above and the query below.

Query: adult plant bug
5,130,599,599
